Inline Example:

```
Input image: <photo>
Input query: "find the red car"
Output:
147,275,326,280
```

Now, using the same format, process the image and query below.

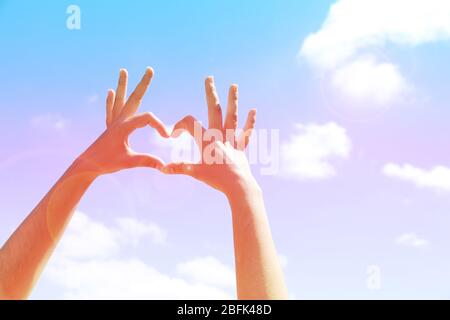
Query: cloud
55,214,167,261
55,213,120,260
152,126,200,163
300,0,450,105
395,233,430,248
115,217,167,245
176,256,235,289
30,113,68,131
383,163,450,193
331,56,408,105
280,122,351,180
43,258,232,300
33,212,234,299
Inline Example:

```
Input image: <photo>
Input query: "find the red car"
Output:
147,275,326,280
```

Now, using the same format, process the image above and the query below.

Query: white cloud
395,233,430,248
280,122,351,180
152,126,200,163
176,256,235,289
115,217,167,245
44,258,232,300
33,212,234,299
383,163,450,193
56,213,120,260
300,0,450,105
56,214,167,261
301,0,450,69
31,113,68,131
331,56,408,105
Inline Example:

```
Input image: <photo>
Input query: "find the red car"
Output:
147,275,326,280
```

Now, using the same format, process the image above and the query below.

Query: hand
161,78,287,300
161,76,258,196
76,67,169,176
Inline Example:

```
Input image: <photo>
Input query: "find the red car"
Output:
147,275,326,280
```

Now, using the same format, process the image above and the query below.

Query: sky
0,0,450,299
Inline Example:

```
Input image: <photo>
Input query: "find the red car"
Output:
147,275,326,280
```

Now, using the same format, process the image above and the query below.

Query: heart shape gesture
77,69,257,198
0,67,288,301
76,68,170,176
161,76,258,196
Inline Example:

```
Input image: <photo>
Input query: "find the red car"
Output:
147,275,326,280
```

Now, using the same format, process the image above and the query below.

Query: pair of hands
0,67,288,300
0,67,289,301
77,68,259,197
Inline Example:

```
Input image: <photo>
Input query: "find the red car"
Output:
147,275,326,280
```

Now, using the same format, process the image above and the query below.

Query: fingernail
231,84,238,98
146,67,154,76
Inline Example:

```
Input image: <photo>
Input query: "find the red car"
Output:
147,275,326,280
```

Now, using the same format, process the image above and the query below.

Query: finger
106,89,115,128
224,84,238,132
160,162,197,177
203,141,227,165
122,112,170,138
171,115,206,148
120,67,154,119
112,68,128,120
205,76,223,130
237,109,257,150
127,152,165,169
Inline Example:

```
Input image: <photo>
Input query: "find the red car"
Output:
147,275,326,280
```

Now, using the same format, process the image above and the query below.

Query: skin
162,77,288,300
0,67,169,300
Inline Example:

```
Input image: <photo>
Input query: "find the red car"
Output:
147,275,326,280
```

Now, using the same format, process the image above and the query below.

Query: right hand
161,77,259,196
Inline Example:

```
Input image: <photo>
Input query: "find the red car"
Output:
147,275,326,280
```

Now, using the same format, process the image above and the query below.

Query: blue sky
1,0,450,299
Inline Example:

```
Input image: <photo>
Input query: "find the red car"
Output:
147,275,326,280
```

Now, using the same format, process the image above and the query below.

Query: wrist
226,177,266,225
225,175,263,204
67,156,101,183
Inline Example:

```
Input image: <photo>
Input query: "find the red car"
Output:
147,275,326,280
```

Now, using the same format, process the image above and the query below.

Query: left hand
76,67,170,176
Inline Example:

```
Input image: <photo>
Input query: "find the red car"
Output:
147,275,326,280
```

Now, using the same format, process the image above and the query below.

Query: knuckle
183,115,196,123
230,113,238,123
141,112,152,120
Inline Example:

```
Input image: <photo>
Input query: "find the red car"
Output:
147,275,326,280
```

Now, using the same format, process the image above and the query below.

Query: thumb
127,153,165,169
160,162,197,176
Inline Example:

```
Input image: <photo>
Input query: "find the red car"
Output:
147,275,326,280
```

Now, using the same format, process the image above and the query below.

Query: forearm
0,158,97,299
227,181,288,300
